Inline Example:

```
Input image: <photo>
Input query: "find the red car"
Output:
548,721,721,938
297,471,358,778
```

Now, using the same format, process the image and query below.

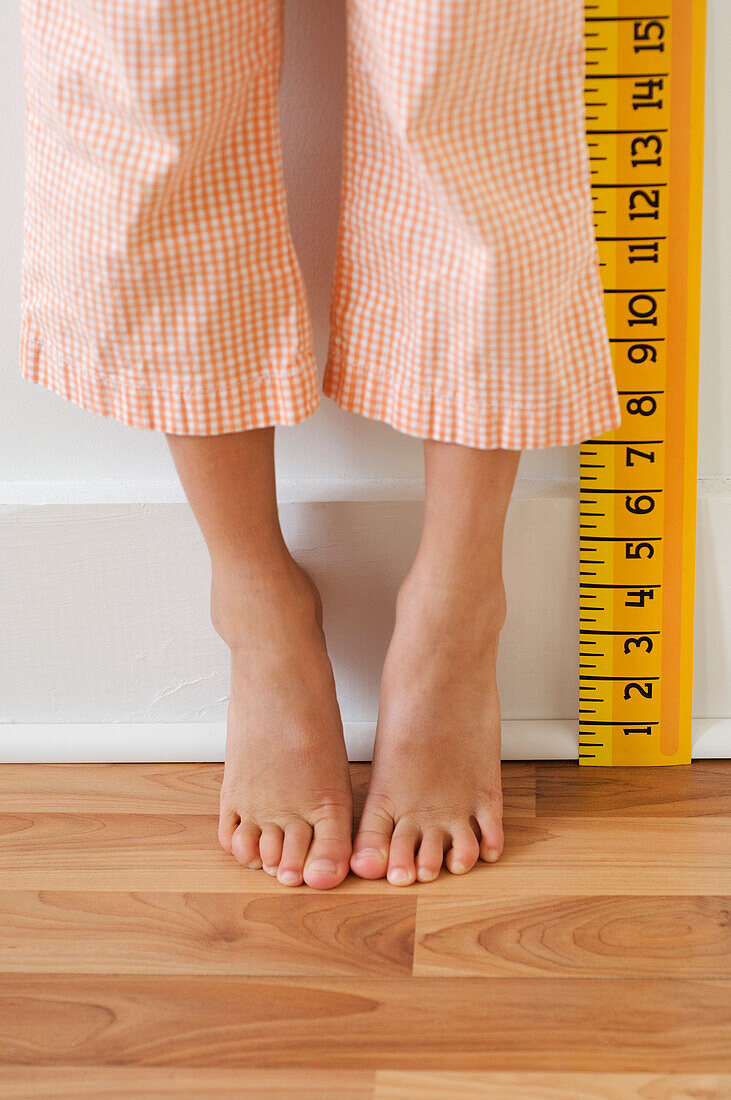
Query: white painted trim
3,476,726,507
0,478,427,505
0,719,727,763
1,482,728,753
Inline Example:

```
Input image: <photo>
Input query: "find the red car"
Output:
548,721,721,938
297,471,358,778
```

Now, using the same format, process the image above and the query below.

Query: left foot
351,562,506,885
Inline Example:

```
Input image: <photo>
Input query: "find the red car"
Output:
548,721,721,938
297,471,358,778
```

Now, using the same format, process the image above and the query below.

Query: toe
350,807,393,879
304,817,352,890
445,823,481,875
387,821,419,886
218,808,240,854
415,828,447,882
230,822,262,868
277,820,313,887
477,808,504,863
259,823,285,875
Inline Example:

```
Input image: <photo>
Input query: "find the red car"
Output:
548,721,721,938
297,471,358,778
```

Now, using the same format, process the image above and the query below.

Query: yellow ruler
579,0,706,765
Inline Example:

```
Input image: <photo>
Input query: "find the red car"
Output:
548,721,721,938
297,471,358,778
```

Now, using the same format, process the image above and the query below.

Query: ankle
396,554,508,637
210,548,320,650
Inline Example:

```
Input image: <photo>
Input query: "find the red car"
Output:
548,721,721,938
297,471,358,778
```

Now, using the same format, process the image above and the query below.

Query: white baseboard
1,478,729,759
0,718,727,763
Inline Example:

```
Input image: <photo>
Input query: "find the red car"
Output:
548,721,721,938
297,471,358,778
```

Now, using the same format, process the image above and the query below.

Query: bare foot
214,553,353,890
351,562,506,885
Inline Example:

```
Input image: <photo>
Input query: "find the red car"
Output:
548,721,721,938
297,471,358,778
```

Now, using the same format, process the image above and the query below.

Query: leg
166,428,352,890
19,0,319,432
324,0,622,447
351,443,520,883
19,3,347,886
327,0,621,881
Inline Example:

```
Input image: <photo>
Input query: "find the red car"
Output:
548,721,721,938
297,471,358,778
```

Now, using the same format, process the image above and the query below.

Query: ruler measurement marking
579,1,703,766
585,18,669,24
581,630,661,636
585,73,670,79
581,721,660,727
580,668,659,677
585,17,669,23
581,583,661,589
587,130,669,135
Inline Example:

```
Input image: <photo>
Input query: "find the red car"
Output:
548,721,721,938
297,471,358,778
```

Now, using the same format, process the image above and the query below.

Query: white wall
1,2,729,759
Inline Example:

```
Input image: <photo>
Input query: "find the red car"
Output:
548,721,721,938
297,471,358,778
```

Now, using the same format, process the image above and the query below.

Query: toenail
246,859,262,869
417,867,438,882
263,865,277,876
451,861,468,874
278,870,302,885
307,860,337,875
485,848,501,862
353,847,386,861
388,868,413,886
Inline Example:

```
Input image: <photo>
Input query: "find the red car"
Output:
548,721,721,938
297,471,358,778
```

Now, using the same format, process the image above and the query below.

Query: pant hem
322,348,623,451
19,315,320,435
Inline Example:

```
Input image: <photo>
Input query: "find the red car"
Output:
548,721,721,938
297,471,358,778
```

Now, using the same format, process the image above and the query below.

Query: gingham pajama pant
18,0,622,449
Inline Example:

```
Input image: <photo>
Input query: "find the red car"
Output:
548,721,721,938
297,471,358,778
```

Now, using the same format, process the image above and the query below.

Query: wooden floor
0,760,729,1099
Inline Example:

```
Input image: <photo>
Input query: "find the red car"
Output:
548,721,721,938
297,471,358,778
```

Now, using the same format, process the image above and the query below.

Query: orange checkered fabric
18,0,622,449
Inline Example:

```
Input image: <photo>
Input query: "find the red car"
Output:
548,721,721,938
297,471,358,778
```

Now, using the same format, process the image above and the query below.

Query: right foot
213,552,353,890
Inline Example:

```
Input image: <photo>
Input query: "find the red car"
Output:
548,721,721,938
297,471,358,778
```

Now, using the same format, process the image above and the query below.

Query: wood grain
0,1067,375,1098
373,1071,731,1099
414,895,731,977
0,760,728,1089
0,762,223,814
1,811,727,896
536,761,731,817
0,762,534,817
3,1068,729,1099
0,975,728,1072
0,891,415,976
